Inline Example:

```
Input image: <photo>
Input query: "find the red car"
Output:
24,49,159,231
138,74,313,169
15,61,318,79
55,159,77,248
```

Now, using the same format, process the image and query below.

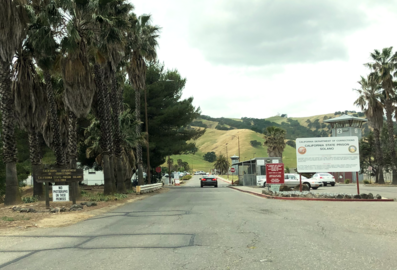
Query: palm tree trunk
43,70,65,167
29,131,43,199
0,59,21,205
385,99,397,184
373,128,384,184
67,111,80,199
110,70,126,193
135,88,144,185
94,64,113,195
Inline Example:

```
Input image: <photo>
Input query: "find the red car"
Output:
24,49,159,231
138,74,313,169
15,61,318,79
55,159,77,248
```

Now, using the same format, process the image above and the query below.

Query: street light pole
226,143,229,179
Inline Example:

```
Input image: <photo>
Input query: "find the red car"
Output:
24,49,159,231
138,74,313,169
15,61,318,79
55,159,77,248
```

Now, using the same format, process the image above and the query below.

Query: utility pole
238,136,241,162
144,88,151,184
226,143,229,179
168,156,171,185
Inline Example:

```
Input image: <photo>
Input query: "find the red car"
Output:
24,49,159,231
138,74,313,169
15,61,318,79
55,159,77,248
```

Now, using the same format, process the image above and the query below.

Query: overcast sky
131,0,397,119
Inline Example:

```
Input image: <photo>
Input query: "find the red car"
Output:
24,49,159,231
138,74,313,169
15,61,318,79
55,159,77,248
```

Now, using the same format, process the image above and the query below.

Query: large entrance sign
266,163,284,184
296,136,360,173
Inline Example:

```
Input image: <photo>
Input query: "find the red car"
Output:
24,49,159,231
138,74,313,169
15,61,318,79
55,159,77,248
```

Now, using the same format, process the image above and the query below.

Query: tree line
0,0,203,205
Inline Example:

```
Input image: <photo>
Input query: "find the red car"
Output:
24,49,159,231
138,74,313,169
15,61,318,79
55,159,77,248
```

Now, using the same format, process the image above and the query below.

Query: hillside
164,111,368,172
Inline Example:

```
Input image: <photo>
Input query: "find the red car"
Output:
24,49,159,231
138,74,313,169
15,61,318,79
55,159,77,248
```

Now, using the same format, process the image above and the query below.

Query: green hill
164,111,368,172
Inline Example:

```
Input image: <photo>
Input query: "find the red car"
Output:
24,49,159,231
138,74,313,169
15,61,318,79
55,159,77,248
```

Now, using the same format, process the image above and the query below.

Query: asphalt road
1,176,397,269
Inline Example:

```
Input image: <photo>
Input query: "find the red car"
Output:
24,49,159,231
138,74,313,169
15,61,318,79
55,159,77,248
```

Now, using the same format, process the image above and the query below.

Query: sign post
266,163,284,193
174,172,180,186
156,167,161,183
37,168,83,208
296,136,360,194
230,168,236,185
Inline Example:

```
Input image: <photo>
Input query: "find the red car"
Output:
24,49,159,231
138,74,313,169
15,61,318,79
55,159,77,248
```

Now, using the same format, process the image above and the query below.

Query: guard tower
324,114,367,183
230,155,239,175
324,114,367,139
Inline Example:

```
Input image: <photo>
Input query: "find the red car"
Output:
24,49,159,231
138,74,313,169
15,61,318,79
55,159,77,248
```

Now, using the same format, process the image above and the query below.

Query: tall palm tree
365,47,397,184
30,0,65,168
126,14,160,185
354,75,385,184
13,43,48,198
214,155,230,174
263,126,286,162
0,0,29,205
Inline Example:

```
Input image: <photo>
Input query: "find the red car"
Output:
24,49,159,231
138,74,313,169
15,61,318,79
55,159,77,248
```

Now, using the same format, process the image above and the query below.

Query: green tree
126,14,160,185
365,47,397,184
203,152,217,162
263,126,286,162
124,62,204,170
214,155,230,174
354,75,385,183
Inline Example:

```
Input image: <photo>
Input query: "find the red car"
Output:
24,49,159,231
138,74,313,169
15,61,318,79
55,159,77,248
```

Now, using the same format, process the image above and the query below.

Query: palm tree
263,126,286,162
30,0,65,168
0,0,30,205
214,155,230,174
13,42,48,198
126,14,160,185
365,47,397,184
354,75,385,183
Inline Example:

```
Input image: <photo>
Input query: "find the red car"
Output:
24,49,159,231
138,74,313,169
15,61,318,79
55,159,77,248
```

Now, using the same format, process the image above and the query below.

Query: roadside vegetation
0,0,203,204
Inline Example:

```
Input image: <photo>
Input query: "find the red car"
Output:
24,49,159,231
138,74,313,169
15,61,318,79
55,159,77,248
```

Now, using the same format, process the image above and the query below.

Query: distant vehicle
311,173,335,186
164,173,169,178
186,172,190,175
194,172,200,175
200,175,218,188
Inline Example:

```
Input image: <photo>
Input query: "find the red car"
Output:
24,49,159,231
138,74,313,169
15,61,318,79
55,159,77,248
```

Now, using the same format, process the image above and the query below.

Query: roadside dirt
0,186,169,235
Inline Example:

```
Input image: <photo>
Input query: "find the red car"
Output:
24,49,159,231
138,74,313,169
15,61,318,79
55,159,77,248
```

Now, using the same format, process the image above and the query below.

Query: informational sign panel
174,172,179,180
52,185,69,202
296,136,360,173
266,164,284,184
37,169,83,183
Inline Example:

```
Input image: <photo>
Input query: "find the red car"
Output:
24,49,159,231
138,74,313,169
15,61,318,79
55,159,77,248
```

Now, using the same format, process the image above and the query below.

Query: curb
216,176,232,184
229,187,395,202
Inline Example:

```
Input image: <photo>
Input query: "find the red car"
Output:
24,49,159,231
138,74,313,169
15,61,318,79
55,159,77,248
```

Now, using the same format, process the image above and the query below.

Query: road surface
1,175,397,269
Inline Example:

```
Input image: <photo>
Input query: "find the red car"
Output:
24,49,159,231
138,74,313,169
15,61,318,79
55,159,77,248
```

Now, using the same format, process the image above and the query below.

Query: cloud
188,0,371,66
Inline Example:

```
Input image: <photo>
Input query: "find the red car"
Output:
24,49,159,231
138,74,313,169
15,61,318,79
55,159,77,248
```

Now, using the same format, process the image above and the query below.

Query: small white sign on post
296,136,360,173
52,185,69,202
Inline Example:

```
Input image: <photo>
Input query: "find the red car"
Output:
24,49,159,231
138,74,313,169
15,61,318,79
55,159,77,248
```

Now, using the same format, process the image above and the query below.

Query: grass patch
22,196,39,204
2,216,31,222
219,175,238,181
82,193,128,202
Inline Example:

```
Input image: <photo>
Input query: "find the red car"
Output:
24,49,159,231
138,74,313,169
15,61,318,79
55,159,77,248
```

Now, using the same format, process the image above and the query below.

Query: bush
363,180,370,184
22,196,39,204
345,179,350,184
293,184,310,191
279,184,292,191
182,175,192,180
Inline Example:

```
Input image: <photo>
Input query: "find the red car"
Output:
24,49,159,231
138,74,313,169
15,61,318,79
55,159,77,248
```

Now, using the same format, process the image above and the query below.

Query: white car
311,173,335,186
264,174,322,190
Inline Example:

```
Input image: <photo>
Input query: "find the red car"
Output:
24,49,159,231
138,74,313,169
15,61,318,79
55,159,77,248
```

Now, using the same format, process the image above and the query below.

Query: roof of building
324,114,367,123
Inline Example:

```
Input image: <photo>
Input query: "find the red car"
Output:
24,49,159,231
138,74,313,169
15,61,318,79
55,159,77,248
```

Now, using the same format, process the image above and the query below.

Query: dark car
200,175,218,188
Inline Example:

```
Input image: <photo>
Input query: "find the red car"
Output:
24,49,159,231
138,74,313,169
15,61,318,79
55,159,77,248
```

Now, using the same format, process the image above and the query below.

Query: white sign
52,185,69,202
174,172,179,180
296,136,360,173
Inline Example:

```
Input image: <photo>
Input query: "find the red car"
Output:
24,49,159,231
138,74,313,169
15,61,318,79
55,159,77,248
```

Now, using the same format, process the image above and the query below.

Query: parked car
311,173,335,186
200,175,218,188
265,174,322,189
194,172,200,175
164,173,169,178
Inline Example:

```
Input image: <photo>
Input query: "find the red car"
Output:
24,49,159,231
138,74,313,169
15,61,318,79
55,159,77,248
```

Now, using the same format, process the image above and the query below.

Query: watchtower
230,155,239,174
324,114,367,183
324,114,367,140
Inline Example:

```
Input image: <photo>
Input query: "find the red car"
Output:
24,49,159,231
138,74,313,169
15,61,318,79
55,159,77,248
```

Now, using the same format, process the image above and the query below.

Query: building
324,114,368,183
234,157,281,186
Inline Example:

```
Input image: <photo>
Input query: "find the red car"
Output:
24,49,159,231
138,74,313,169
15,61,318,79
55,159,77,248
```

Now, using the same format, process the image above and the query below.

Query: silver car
311,173,335,186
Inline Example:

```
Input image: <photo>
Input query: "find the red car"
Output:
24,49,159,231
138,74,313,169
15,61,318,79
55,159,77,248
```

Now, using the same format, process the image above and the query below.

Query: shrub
345,179,350,184
363,180,370,184
182,175,192,180
279,184,292,191
22,196,39,204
